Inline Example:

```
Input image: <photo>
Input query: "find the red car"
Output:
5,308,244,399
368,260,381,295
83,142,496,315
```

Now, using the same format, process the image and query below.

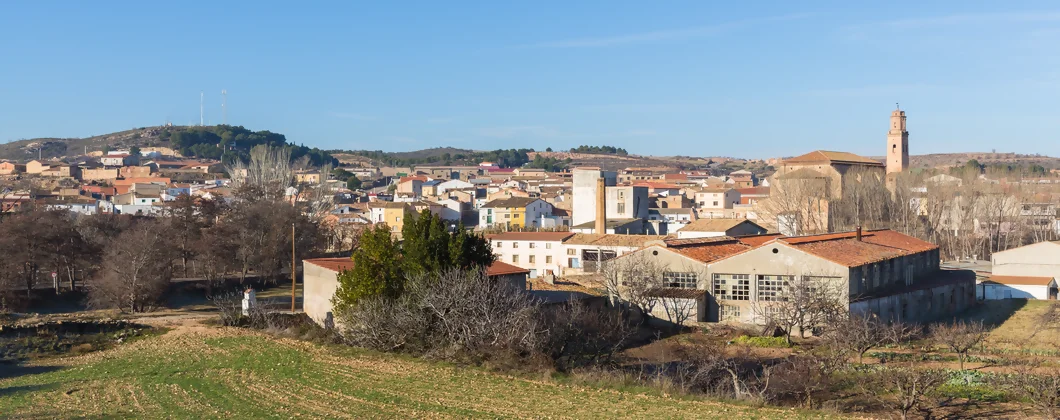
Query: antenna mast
200,91,204,126
222,89,227,125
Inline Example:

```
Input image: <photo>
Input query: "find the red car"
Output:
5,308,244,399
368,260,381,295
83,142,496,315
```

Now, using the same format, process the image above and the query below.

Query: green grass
0,327,844,418
733,335,791,348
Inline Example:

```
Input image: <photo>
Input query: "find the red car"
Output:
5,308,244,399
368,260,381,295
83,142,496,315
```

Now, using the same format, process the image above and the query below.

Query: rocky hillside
0,126,172,161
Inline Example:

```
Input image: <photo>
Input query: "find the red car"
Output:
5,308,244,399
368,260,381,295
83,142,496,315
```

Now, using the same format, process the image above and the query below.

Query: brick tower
886,105,909,174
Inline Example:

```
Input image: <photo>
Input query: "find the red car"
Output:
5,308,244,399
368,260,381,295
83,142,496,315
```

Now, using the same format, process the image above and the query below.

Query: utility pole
221,89,227,125
291,222,297,312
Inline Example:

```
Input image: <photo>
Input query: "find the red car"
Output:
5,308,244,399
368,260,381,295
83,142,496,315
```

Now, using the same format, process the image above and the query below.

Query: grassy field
960,299,1060,352
0,323,841,419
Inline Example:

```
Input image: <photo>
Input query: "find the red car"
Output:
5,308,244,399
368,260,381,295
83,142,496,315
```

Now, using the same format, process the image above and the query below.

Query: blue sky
2,1,1059,158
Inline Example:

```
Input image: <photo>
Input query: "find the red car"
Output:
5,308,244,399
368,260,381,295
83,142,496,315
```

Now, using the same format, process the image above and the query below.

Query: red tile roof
736,187,770,196
672,242,752,263
862,229,939,253
633,182,681,190
304,258,355,273
486,260,530,276
777,229,938,267
986,275,1055,286
487,232,575,242
782,150,883,166
788,239,906,267
735,234,784,246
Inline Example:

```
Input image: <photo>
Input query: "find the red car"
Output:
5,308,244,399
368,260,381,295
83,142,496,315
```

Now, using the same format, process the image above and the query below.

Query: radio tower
221,89,227,125
200,91,204,126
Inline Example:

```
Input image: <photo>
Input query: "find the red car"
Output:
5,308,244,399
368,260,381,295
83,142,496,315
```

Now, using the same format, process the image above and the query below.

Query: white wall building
487,232,574,278
983,241,1060,300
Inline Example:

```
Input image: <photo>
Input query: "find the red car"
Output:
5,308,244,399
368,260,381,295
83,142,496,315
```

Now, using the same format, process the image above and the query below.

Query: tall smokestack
856,226,862,241
595,177,606,234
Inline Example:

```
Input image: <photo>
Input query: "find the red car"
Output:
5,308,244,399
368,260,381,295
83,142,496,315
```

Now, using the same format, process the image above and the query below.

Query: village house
1,193,32,213
610,229,967,326
395,176,427,201
982,241,1060,300
101,154,139,167
0,162,26,175
648,208,697,223
727,170,758,188
693,188,740,216
40,164,82,180
301,258,529,329
479,197,554,229
295,170,322,184
44,196,101,215
487,232,575,278
81,168,120,181
676,219,767,239
562,233,669,274
25,160,54,174
736,187,770,206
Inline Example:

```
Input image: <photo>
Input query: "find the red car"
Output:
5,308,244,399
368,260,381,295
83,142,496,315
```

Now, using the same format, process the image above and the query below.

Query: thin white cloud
329,112,378,121
425,117,456,124
525,13,813,48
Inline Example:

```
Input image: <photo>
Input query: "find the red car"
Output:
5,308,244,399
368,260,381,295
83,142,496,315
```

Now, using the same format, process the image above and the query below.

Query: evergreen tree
332,224,404,312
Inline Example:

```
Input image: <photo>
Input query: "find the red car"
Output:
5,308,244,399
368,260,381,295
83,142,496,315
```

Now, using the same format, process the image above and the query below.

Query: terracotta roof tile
777,229,938,268
735,187,770,195
783,150,884,166
487,232,575,242
788,239,904,267
486,261,530,276
862,229,939,253
672,242,751,263
680,218,760,233
304,258,355,273
563,233,670,247
985,275,1055,286
736,234,783,246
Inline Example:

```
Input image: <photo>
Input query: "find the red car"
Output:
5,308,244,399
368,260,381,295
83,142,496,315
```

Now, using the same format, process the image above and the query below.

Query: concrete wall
992,242,1060,278
850,276,975,324
979,283,1047,300
605,186,649,219
490,238,567,278
572,169,616,226
82,168,119,181
303,263,340,327
706,243,849,323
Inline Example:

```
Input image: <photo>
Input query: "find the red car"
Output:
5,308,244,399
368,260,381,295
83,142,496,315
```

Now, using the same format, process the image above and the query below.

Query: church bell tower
887,105,909,174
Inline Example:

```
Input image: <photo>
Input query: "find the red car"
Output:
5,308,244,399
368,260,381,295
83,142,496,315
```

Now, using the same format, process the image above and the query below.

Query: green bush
732,335,790,348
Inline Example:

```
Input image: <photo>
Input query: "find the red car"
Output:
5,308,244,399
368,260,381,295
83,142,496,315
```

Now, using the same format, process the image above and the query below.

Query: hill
1,125,336,167
867,152,1060,170
0,325,833,419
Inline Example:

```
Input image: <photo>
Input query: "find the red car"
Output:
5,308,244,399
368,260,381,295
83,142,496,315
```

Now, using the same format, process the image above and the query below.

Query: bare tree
755,176,832,235
870,368,948,420
226,144,293,201
87,220,178,312
193,224,237,295
600,252,664,318
752,275,846,345
931,320,989,370
995,360,1060,419
823,313,889,364
656,290,699,327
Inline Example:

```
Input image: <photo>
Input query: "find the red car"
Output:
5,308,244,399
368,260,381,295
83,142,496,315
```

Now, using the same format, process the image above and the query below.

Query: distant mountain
869,152,1060,170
